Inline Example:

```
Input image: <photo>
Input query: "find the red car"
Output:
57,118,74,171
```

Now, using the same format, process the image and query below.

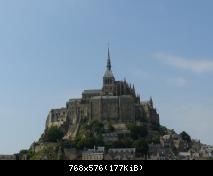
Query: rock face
45,49,159,139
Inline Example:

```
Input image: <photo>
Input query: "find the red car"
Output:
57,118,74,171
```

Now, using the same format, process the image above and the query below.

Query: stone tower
103,48,115,95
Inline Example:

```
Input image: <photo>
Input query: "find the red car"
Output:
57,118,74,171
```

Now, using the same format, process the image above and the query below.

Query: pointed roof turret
150,96,153,107
133,84,135,91
124,78,126,83
133,84,136,96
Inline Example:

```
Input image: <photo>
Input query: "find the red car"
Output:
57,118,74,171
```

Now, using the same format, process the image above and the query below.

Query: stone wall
45,88,159,138
90,98,101,121
101,96,119,121
89,95,135,122
0,155,16,160
119,95,135,122
64,148,81,160
46,108,67,129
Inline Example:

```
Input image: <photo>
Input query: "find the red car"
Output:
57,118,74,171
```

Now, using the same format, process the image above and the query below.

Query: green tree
151,123,160,131
89,120,104,135
73,120,105,149
30,145,58,160
44,126,64,142
74,132,104,149
132,139,149,156
61,140,73,148
108,122,114,132
112,138,133,148
75,135,104,149
149,134,160,144
180,131,191,143
127,123,148,140
158,125,168,135
18,150,29,160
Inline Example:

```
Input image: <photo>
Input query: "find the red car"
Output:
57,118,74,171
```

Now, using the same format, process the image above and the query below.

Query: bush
111,138,133,148
61,140,73,148
127,123,148,140
75,136,95,149
89,120,104,135
180,131,191,143
44,126,64,142
18,150,29,160
151,123,160,131
158,125,168,135
132,139,149,155
108,122,114,132
73,120,105,149
74,134,104,149
149,134,160,144
30,145,58,160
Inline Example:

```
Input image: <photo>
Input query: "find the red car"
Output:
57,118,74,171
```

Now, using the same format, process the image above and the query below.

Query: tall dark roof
104,47,114,78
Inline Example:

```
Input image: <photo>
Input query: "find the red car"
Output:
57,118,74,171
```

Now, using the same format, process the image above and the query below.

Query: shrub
44,126,64,142
111,138,133,148
180,131,191,143
132,139,149,155
127,123,148,140
108,122,114,132
89,120,104,134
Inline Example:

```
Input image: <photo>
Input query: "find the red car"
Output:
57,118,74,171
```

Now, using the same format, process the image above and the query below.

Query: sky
0,0,213,154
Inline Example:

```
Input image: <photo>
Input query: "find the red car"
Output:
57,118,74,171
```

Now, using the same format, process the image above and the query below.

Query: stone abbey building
46,49,159,138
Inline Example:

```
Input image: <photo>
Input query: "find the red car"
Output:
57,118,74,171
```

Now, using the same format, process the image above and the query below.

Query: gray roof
91,96,119,100
108,148,136,153
119,95,133,98
91,95,133,100
141,101,150,105
83,89,102,94
102,133,118,137
68,98,81,103
83,147,105,154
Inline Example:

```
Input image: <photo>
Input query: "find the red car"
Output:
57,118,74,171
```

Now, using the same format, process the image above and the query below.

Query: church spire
103,46,115,95
107,47,111,71
103,47,114,78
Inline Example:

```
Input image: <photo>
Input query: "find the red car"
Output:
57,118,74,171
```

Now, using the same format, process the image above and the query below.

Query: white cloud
155,53,213,73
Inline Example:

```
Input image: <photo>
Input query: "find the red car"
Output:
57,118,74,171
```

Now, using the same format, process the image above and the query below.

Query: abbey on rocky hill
45,48,159,139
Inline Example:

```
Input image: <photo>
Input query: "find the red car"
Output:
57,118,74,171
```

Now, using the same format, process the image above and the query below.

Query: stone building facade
105,148,136,160
45,49,159,138
82,147,105,160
